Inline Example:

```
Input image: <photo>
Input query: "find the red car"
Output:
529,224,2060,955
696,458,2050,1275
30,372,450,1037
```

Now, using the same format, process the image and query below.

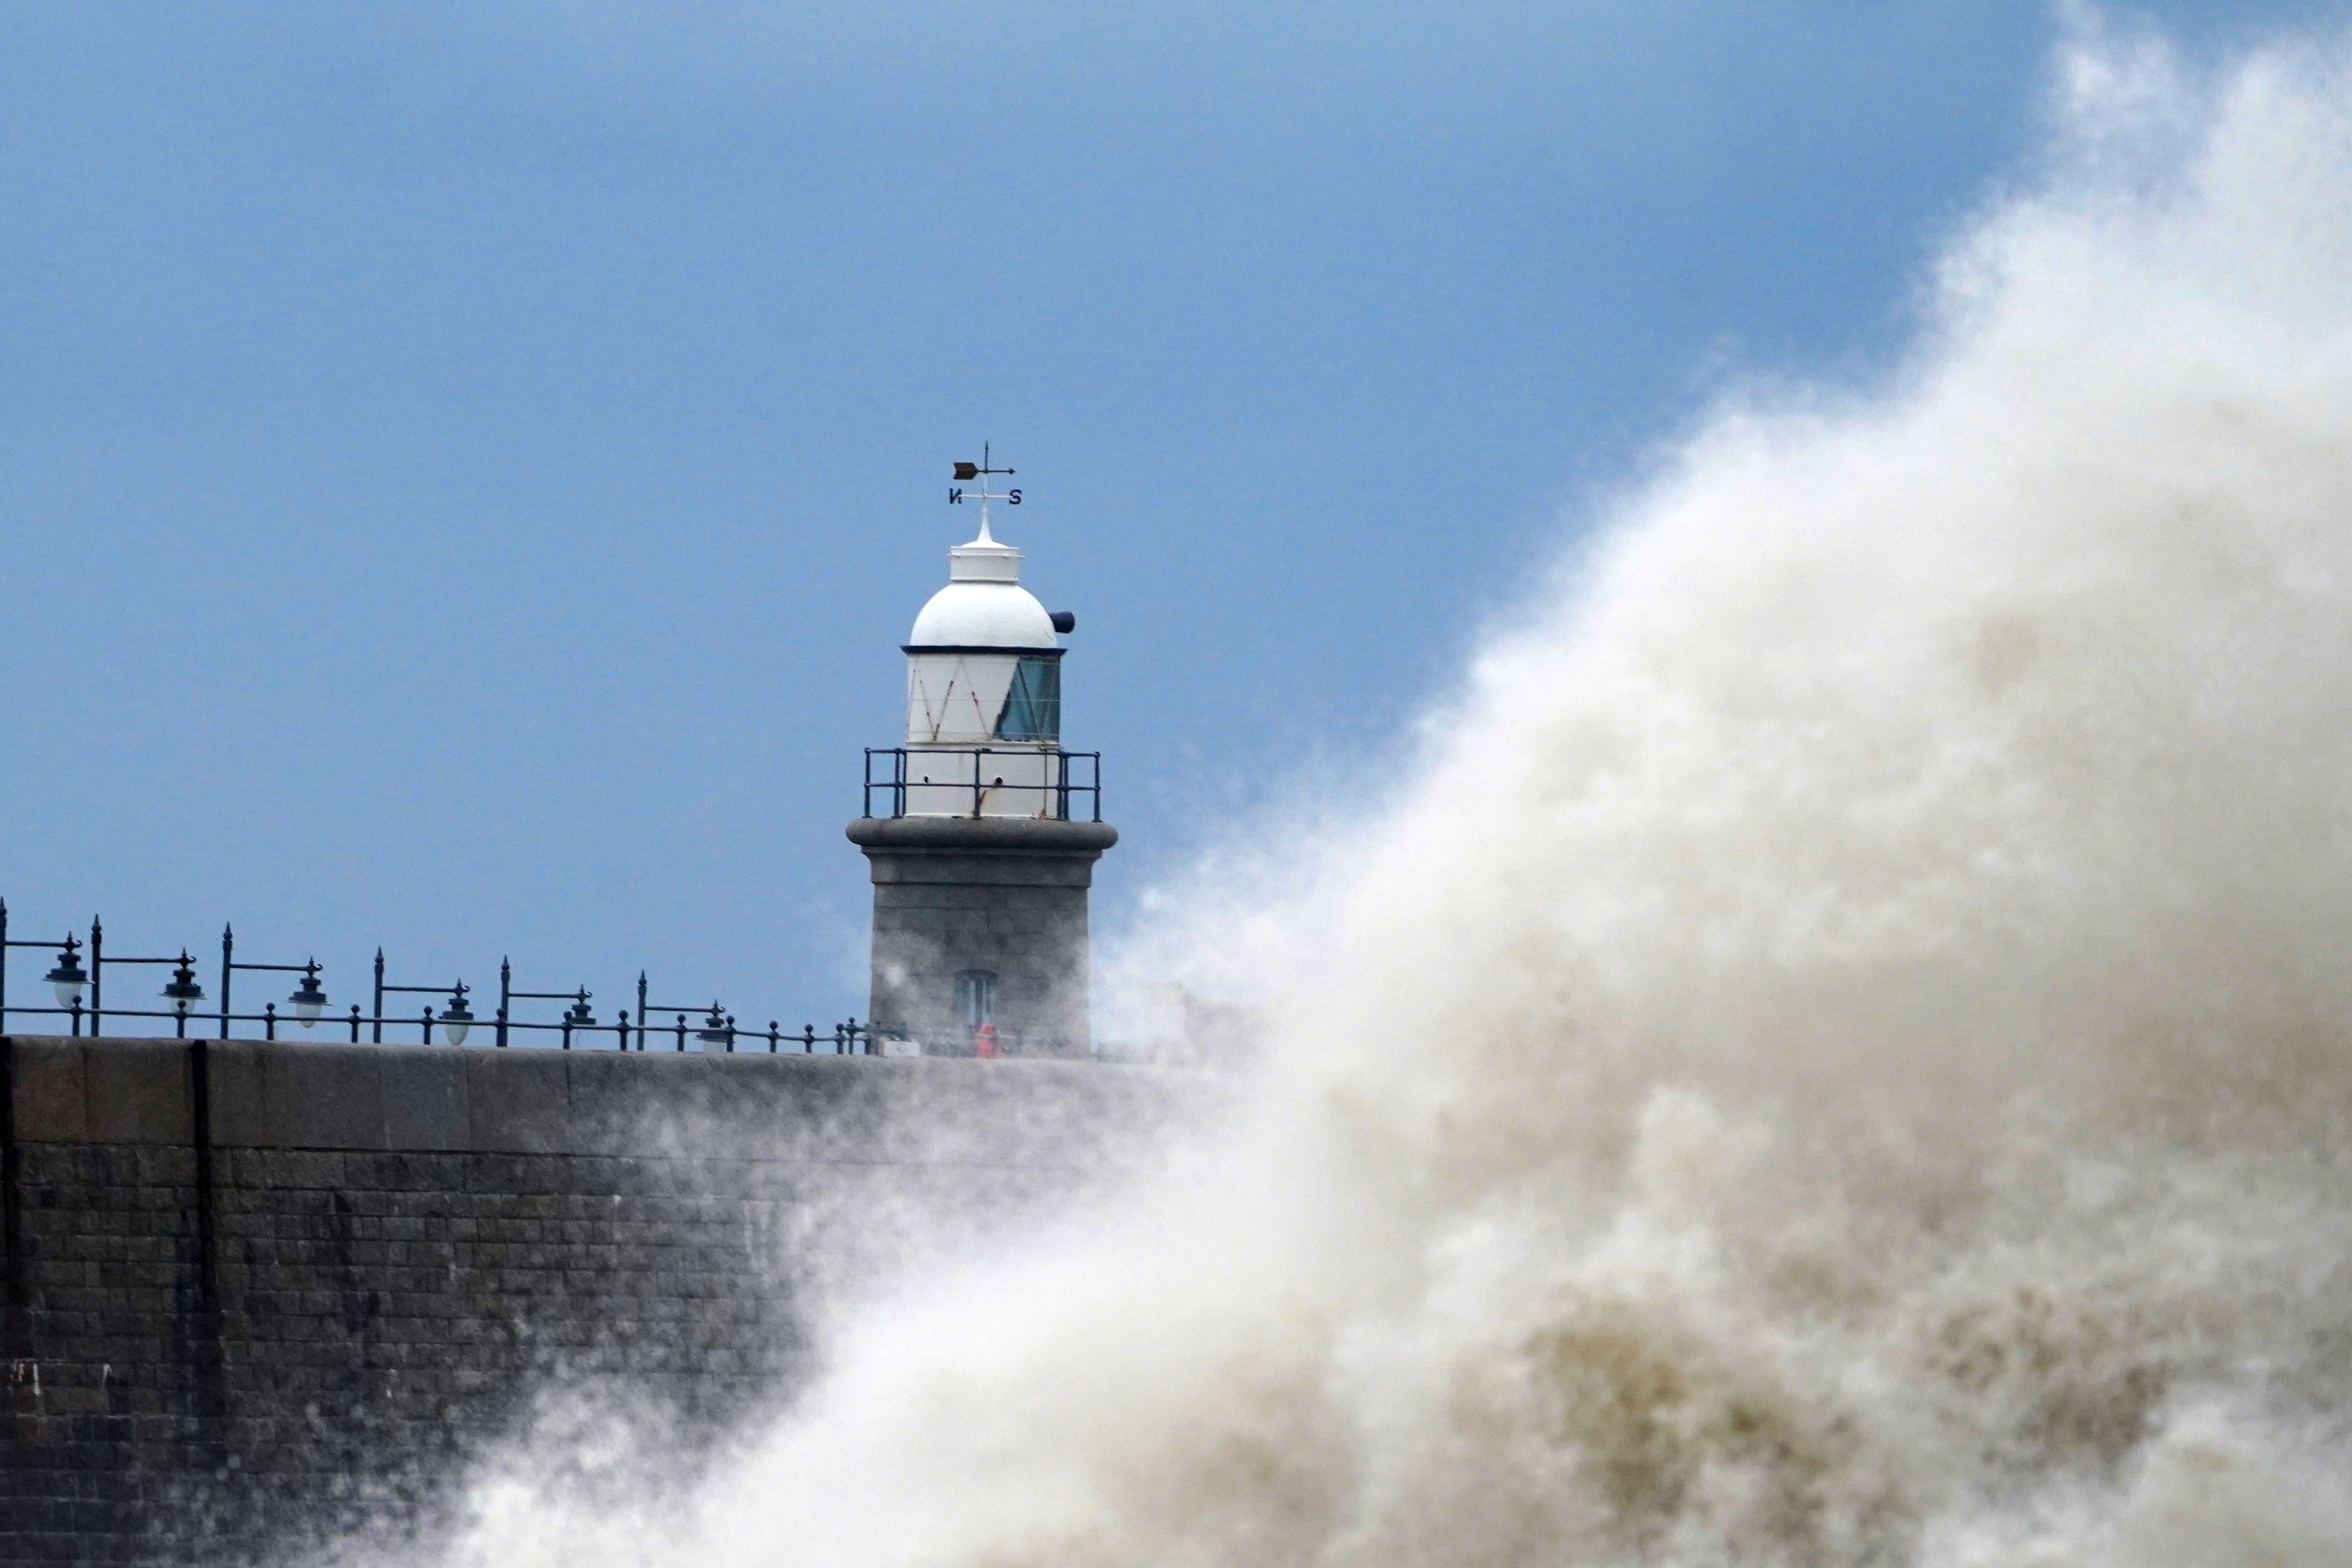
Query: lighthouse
847,455,1117,1057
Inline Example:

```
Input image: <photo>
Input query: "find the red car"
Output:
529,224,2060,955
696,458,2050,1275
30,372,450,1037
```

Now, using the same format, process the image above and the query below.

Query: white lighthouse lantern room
901,512,1077,818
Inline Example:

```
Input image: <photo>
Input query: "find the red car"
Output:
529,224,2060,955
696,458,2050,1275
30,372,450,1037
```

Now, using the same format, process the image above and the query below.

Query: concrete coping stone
3,1035,1205,1163
845,816,1118,854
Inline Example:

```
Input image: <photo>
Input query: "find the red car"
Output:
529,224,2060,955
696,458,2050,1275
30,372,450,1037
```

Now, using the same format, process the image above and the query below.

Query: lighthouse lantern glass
993,656,1061,743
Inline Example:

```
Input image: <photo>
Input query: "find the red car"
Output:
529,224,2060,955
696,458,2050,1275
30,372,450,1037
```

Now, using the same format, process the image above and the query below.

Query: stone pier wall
0,1036,1196,1566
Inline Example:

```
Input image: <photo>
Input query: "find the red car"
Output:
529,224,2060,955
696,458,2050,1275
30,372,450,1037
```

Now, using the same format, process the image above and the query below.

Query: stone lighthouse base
846,816,1119,1057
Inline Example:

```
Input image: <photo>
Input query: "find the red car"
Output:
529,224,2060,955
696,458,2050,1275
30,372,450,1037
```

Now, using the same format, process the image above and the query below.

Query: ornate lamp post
373,950,473,1046
218,924,333,1036
633,970,741,1051
0,900,90,1033
495,958,604,1050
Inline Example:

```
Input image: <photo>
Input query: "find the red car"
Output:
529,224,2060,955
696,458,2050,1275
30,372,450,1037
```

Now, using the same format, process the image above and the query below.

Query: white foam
412,21,2352,1568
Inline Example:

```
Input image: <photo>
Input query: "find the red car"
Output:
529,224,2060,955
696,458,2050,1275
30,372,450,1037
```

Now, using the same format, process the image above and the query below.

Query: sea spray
416,23,2352,1568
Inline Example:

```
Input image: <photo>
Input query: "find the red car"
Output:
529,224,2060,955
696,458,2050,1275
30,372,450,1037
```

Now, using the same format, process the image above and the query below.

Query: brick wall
0,1036,1197,1565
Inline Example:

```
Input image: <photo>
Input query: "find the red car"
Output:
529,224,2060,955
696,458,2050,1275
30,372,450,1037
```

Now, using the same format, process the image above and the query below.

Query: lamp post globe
442,983,474,1047
162,955,205,1017
289,965,328,1028
45,939,87,1009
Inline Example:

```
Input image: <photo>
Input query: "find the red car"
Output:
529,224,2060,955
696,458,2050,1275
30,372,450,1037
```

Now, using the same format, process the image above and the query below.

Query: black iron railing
0,900,867,1055
862,746,1102,821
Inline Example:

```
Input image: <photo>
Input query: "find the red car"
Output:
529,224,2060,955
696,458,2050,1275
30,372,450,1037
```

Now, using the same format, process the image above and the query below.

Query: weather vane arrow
946,441,1021,538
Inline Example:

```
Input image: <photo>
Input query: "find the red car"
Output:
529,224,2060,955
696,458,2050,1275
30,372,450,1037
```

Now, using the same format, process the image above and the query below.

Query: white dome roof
909,581,1057,648
906,528,1059,649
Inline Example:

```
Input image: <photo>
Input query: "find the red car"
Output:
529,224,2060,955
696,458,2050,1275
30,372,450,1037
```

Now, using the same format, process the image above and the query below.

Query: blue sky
1,1,2336,1037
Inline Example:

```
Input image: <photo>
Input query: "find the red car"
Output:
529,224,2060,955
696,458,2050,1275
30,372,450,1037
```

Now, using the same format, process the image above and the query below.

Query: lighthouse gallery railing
861,747,1102,822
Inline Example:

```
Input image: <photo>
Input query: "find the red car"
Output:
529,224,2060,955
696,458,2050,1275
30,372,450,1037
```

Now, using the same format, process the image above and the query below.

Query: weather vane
948,441,1021,541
